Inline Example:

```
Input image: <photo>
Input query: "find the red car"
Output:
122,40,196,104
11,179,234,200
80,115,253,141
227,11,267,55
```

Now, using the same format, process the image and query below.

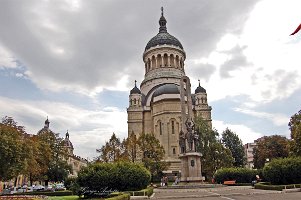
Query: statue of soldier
185,118,195,151
179,130,186,153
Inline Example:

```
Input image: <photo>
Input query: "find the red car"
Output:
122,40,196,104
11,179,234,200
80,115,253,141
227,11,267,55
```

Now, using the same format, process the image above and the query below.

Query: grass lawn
48,196,80,200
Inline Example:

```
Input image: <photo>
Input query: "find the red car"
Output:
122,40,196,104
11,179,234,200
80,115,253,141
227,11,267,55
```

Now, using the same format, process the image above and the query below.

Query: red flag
290,23,301,35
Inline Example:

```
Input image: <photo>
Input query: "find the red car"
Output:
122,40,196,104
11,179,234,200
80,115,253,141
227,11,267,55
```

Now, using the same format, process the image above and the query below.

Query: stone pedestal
179,152,202,182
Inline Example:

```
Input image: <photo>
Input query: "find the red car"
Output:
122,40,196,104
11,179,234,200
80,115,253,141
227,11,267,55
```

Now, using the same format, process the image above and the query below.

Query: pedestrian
160,177,164,187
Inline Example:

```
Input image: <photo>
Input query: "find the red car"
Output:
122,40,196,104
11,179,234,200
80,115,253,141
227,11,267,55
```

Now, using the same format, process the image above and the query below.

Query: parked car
54,183,66,191
32,185,45,191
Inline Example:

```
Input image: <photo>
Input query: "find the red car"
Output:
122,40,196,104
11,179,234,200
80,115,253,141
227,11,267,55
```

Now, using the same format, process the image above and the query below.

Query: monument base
179,152,202,182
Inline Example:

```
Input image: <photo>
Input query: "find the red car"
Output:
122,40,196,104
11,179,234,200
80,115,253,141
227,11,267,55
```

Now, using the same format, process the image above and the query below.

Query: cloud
0,0,260,96
0,46,17,69
234,107,288,126
219,45,251,78
213,120,262,144
188,63,216,82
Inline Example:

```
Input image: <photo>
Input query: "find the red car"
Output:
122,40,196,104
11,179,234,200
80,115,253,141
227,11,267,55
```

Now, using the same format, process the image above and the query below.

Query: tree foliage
263,157,301,185
138,133,169,181
96,132,168,181
222,128,246,167
0,116,73,183
124,131,139,163
0,117,27,181
289,109,301,156
253,135,289,169
37,130,71,182
96,133,122,162
195,117,233,179
214,167,259,184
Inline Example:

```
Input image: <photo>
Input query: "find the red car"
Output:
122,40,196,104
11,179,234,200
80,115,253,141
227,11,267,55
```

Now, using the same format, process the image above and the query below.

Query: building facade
127,9,212,172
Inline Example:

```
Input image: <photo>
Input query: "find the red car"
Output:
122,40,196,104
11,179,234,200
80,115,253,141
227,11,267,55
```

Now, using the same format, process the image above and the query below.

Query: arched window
157,54,162,67
173,148,176,155
171,121,175,134
152,55,156,69
163,54,168,67
191,159,195,167
159,121,163,135
170,54,174,67
175,55,179,68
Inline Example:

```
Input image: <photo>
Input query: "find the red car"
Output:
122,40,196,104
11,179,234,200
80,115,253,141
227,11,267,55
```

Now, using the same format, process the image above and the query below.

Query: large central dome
145,8,183,51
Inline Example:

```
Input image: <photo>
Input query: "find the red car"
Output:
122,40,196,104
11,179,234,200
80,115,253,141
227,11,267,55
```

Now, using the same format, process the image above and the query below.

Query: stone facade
127,9,212,173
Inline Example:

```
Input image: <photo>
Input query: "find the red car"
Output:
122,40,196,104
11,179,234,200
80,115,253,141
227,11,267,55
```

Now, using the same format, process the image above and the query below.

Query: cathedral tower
127,8,212,173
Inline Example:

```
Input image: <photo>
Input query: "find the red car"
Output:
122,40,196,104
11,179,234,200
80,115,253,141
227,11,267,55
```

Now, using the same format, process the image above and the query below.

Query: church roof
145,8,183,51
152,83,180,98
130,80,141,94
195,80,206,94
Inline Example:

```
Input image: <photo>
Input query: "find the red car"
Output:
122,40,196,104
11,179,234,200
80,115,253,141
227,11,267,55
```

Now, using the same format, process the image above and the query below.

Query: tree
222,128,246,167
96,133,122,162
138,133,169,181
123,131,139,163
195,117,233,179
288,109,301,156
0,117,27,181
37,129,71,183
22,135,45,185
253,135,289,169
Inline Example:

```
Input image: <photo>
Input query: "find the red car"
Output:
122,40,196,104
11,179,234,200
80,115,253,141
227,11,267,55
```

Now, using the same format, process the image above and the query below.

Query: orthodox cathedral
127,8,212,173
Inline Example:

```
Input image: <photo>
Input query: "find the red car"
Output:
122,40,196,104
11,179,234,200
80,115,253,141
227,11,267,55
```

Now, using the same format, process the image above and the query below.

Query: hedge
105,192,130,200
254,182,301,191
263,157,301,185
127,187,154,197
214,168,260,184
77,161,151,191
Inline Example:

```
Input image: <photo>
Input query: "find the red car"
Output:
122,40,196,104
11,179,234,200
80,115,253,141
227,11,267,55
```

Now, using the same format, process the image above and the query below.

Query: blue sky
0,0,301,160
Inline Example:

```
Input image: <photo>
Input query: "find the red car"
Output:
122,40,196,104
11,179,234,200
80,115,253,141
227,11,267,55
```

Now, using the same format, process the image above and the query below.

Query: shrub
214,168,259,183
64,177,81,196
77,161,151,192
127,187,154,197
106,192,130,200
263,157,301,185
254,182,301,191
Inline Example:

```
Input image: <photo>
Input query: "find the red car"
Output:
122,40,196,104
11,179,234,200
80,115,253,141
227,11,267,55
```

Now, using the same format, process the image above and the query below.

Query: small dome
65,138,73,150
130,80,141,94
195,84,206,94
153,84,180,97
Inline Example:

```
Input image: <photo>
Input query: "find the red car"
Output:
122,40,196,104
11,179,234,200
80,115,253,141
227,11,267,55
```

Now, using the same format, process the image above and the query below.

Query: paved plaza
151,186,301,200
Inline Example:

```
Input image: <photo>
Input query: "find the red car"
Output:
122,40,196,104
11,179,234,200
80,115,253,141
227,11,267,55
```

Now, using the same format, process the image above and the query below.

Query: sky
0,0,301,160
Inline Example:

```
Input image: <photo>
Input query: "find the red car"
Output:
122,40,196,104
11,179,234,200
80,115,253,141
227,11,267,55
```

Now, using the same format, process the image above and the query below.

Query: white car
32,185,45,191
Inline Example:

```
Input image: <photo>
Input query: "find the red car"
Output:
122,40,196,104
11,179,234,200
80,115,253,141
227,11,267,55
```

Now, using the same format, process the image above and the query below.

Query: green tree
22,135,45,185
138,133,169,181
289,109,301,156
0,120,26,181
253,135,289,169
37,129,71,183
96,133,122,162
123,131,139,162
195,117,233,179
222,128,246,167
